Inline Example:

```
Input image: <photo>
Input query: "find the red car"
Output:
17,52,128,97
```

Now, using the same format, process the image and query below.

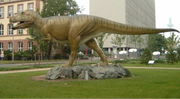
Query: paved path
0,61,64,67
0,68,51,74
0,66,180,74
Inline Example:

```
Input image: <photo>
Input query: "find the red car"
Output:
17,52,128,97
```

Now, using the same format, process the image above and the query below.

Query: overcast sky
75,0,180,37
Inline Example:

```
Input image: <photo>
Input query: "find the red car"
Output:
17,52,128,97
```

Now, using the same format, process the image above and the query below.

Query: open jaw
12,21,33,30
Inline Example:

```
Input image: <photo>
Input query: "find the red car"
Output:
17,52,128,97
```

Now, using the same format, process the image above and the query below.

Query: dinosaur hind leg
85,39,108,66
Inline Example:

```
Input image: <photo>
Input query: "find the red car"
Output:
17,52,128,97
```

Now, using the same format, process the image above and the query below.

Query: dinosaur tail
95,17,179,35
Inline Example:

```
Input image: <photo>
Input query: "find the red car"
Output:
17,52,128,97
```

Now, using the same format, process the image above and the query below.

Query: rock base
46,64,131,80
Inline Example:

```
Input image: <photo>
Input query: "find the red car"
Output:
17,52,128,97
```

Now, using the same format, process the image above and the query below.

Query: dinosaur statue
10,10,179,66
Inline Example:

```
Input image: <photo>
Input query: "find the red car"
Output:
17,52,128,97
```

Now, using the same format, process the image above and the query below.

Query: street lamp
12,35,14,62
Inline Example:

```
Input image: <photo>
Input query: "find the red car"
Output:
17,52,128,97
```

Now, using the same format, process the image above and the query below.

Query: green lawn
0,69,180,98
122,62,180,68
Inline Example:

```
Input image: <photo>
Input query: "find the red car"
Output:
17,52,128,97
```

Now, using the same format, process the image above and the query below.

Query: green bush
23,50,35,60
14,51,23,60
140,49,152,64
155,59,166,64
177,48,180,61
166,49,178,64
4,50,12,60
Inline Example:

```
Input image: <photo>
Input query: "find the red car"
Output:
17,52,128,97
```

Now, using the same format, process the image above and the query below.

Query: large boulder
46,64,131,80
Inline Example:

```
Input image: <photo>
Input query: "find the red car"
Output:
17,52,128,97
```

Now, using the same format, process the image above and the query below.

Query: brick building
0,0,43,53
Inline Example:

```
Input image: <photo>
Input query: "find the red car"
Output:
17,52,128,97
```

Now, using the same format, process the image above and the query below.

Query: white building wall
90,0,155,49
90,0,126,48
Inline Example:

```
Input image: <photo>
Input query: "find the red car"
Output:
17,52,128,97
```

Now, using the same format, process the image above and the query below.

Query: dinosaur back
94,16,179,35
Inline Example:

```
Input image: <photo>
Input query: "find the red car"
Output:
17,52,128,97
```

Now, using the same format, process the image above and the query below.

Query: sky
155,0,180,37
75,0,180,37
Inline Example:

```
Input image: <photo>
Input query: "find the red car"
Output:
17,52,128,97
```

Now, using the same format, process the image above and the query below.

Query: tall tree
41,0,80,17
29,0,80,59
165,33,180,64
148,34,167,52
129,35,144,49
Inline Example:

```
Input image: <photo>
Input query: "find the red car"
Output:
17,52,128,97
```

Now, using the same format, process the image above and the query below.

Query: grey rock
46,64,131,80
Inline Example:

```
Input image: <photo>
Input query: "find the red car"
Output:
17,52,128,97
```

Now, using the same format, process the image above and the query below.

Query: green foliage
129,35,144,48
166,33,180,50
165,33,180,64
111,34,126,48
166,49,178,64
4,50,12,60
96,34,108,49
148,34,166,52
41,0,80,17
177,48,180,61
140,49,152,64
4,49,36,60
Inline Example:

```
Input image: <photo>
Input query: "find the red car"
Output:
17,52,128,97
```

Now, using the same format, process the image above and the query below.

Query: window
8,24,13,35
28,41,33,50
17,4,23,13
8,6,14,17
28,3,34,10
18,29,23,35
0,7,4,18
0,42,3,52
18,42,23,51
8,42,13,51
0,24,4,35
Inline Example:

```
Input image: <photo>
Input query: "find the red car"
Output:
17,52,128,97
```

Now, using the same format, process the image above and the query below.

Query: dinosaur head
9,10,40,30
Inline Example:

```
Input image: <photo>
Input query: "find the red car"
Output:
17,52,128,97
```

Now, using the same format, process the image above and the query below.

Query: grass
0,59,179,72
122,62,180,68
0,69,180,98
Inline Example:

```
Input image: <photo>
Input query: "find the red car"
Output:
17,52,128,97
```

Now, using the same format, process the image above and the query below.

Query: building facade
0,0,43,53
90,0,155,52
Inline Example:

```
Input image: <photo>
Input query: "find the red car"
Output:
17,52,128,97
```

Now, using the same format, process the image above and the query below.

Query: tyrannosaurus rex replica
10,10,179,66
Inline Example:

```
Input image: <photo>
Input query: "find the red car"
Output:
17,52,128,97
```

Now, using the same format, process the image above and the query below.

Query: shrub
177,48,180,61
166,49,178,64
4,50,12,60
140,49,152,64
23,50,35,60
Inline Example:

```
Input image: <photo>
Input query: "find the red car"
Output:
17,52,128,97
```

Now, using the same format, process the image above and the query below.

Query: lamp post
11,26,14,62
12,35,14,62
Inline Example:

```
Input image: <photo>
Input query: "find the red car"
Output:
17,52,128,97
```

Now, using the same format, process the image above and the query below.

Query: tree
41,0,80,17
140,48,152,64
165,33,180,64
111,34,126,48
166,33,180,50
29,0,80,59
129,35,144,48
96,34,108,49
148,34,166,52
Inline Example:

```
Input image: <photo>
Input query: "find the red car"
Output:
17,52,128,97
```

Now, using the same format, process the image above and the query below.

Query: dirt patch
32,75,86,82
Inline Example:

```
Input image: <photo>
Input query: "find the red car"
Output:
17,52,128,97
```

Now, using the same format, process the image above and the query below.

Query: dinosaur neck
33,17,45,30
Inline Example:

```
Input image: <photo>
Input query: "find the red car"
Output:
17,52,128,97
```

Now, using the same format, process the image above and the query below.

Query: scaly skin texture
9,10,179,66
